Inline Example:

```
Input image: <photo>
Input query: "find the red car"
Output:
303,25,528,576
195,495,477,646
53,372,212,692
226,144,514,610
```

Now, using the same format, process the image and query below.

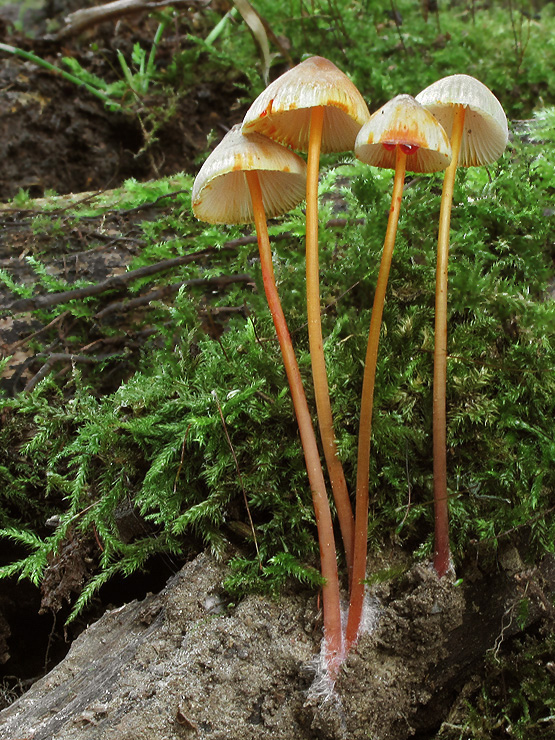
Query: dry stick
55,0,208,39
4,310,70,353
23,352,106,392
245,169,343,676
94,274,254,319
433,105,466,579
306,106,355,576
345,147,407,651
3,250,223,314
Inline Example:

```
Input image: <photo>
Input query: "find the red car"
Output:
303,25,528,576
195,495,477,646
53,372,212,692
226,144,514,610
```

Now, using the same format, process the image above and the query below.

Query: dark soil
0,1,245,201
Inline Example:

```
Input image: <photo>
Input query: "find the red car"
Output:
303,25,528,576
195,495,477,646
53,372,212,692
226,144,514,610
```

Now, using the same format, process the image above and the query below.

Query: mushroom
345,94,452,649
242,56,370,573
192,124,343,675
415,74,508,577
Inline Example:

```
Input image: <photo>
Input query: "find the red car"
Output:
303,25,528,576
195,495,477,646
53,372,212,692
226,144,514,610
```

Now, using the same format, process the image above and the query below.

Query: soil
0,1,245,201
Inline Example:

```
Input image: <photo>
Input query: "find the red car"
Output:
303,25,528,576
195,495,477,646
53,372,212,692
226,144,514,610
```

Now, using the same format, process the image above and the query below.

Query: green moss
1,54,555,630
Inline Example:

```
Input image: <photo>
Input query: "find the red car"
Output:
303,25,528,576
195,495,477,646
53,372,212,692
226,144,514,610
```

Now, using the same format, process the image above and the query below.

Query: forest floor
1,2,555,739
0,0,244,202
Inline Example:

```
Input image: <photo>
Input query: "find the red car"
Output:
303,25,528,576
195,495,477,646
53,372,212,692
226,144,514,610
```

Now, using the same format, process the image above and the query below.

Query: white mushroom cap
415,74,508,166
192,125,307,224
355,94,452,173
242,56,370,153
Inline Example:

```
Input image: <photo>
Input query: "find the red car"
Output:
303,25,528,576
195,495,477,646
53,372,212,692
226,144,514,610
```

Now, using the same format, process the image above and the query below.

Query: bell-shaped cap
192,125,307,224
242,56,370,153
355,94,452,172
415,74,508,166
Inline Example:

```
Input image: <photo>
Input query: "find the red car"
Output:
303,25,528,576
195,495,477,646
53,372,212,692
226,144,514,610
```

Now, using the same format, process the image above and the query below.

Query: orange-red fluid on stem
382,142,420,154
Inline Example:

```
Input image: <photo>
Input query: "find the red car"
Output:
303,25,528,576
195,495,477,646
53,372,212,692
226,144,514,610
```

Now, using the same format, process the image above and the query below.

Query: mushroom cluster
192,61,508,677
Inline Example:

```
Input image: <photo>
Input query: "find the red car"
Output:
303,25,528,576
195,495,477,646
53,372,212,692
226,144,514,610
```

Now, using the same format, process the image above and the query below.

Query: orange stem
433,104,466,578
245,169,343,675
345,147,407,650
306,106,355,575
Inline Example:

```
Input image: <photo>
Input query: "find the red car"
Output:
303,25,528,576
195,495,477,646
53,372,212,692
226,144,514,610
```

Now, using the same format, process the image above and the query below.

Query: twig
173,426,192,495
470,504,555,545
398,445,412,530
3,311,70,353
3,249,223,313
24,352,118,392
389,0,407,53
212,390,260,567
94,274,254,319
55,0,210,40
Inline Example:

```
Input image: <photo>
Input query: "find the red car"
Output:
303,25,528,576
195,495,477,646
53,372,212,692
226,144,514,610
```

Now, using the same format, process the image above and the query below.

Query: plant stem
205,8,239,45
345,147,407,650
245,169,343,676
0,43,119,109
145,20,168,91
433,104,466,578
306,106,355,575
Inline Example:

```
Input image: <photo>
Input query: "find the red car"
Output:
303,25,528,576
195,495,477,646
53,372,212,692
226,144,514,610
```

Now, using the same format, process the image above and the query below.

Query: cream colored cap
242,56,370,153
415,74,508,166
192,125,307,224
355,94,452,172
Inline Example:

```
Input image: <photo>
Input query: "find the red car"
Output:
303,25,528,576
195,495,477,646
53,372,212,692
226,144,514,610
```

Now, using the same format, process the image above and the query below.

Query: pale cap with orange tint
192,125,307,224
355,94,452,173
241,56,370,153
415,74,508,167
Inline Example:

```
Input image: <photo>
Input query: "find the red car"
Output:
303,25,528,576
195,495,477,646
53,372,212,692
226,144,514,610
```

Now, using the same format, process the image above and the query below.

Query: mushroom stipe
246,168,344,674
416,74,508,578
192,125,344,678
242,57,371,577
346,94,452,646
193,68,508,677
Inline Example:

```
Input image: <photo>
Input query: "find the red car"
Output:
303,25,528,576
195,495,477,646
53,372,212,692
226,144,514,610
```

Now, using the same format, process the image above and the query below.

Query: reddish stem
433,104,466,578
345,147,407,650
245,169,343,675
306,106,355,576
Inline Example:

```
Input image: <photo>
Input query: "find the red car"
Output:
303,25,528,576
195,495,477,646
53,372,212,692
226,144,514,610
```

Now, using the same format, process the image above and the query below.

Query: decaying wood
0,550,553,740
55,0,210,40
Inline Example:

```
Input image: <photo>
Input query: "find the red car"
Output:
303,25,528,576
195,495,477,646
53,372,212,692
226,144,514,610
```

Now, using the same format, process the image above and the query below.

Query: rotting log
0,550,553,740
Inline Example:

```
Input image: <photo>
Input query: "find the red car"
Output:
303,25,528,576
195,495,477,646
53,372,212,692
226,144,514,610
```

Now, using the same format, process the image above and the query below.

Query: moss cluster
1,106,554,621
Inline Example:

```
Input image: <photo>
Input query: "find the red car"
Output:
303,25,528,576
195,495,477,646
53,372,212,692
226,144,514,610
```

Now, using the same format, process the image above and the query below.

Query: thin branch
3,249,223,313
94,274,254,319
55,0,210,40
23,352,113,392
4,311,70,353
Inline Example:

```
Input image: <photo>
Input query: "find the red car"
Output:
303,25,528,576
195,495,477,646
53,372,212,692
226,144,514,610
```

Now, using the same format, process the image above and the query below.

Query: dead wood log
0,549,553,740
